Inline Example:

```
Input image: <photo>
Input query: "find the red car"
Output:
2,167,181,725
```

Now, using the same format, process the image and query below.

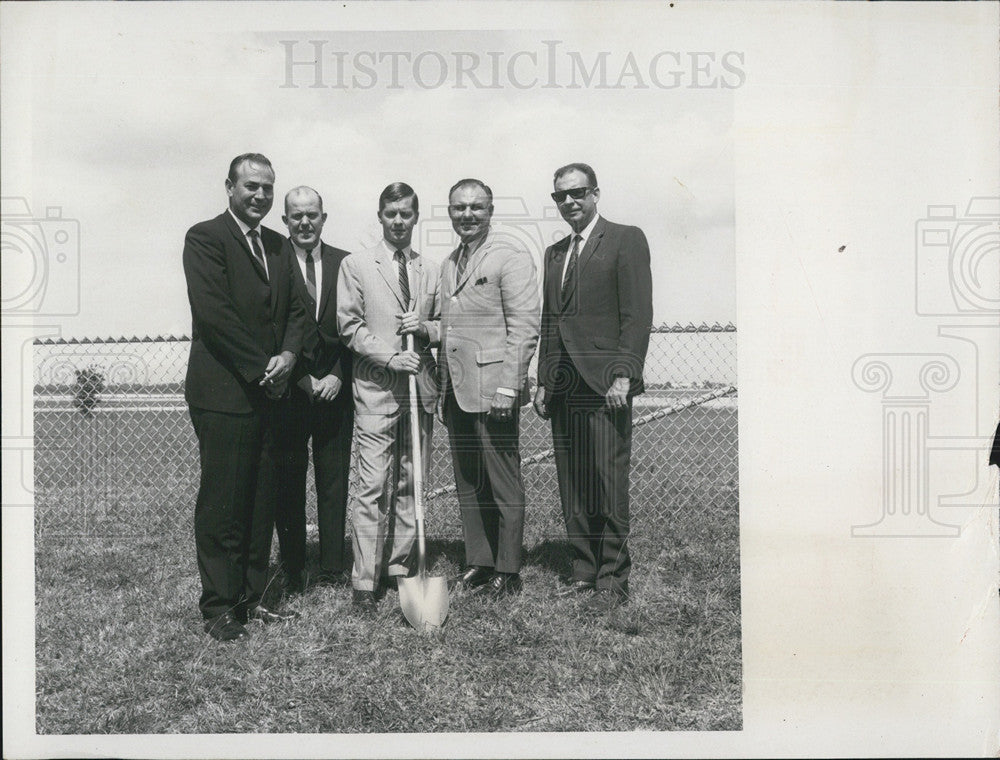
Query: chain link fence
33,324,736,541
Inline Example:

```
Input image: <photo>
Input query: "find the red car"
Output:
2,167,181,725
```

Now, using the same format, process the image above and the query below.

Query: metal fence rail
33,324,737,539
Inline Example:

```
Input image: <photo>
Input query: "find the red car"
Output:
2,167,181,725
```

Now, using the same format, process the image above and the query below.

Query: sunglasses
551,186,596,204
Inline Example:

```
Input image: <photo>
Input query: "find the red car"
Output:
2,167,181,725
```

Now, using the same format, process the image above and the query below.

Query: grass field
34,405,740,734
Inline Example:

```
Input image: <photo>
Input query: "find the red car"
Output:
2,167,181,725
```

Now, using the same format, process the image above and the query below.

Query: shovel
398,333,449,631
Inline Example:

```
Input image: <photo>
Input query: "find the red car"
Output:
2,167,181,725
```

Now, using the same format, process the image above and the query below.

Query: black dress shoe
204,612,249,642
458,565,494,590
351,589,378,614
247,604,300,624
556,579,596,597
481,572,522,599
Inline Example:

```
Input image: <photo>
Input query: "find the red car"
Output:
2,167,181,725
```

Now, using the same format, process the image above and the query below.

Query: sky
2,16,735,340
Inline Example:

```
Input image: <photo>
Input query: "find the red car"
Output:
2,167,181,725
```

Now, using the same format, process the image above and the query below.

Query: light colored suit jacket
337,242,440,415
439,227,540,413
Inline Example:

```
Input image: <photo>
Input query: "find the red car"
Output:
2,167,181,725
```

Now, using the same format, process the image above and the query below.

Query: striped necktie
561,234,582,306
394,249,410,308
304,249,317,303
248,229,267,280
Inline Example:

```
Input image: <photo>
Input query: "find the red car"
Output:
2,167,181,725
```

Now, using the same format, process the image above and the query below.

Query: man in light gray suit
439,178,540,600
337,182,440,613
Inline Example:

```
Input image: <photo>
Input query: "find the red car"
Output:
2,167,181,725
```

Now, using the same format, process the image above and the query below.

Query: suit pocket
593,337,618,350
475,347,506,365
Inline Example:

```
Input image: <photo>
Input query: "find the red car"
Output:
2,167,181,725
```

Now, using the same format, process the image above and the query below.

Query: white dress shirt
228,208,269,280
381,238,416,306
293,241,323,320
561,213,601,286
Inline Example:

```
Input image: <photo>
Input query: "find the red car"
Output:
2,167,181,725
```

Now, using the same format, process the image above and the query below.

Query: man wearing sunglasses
534,163,653,612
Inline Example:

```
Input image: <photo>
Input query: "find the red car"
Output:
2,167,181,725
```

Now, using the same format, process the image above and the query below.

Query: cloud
14,20,736,335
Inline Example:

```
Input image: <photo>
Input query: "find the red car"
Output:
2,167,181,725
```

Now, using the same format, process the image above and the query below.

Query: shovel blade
398,574,449,631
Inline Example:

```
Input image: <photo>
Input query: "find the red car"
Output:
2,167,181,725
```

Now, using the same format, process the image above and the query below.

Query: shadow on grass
425,538,464,568
294,536,467,583
523,538,574,577
423,537,575,579
299,534,575,578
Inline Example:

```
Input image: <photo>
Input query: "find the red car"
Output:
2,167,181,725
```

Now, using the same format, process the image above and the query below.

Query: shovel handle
406,334,426,529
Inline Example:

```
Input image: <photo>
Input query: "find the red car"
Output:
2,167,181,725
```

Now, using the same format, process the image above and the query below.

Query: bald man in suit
272,186,353,594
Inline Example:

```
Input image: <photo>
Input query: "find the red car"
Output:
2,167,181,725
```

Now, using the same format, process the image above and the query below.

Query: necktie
304,249,317,303
395,249,410,308
456,243,469,280
561,234,582,306
248,229,267,280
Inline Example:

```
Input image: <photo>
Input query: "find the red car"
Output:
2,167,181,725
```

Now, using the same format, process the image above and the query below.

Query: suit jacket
286,239,352,390
990,421,1000,468
183,211,305,414
336,243,440,415
439,228,540,413
538,216,653,397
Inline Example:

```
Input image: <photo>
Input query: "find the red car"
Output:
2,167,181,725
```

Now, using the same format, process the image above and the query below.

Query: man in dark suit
183,153,305,641
273,186,353,594
533,162,653,611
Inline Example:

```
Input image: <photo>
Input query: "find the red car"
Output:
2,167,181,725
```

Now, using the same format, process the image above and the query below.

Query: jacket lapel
453,232,494,294
224,211,269,283
375,246,406,310
446,247,461,296
317,244,336,320
561,217,605,308
409,253,423,310
549,237,570,307
284,239,309,302
576,217,606,275
262,233,282,318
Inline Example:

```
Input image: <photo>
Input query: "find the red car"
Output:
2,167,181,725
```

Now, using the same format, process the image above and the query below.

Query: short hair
378,182,419,214
284,185,324,213
449,178,493,205
553,162,598,189
228,153,273,183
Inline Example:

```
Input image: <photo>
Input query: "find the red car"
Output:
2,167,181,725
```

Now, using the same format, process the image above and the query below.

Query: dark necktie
456,243,469,280
248,229,267,280
395,249,410,308
561,234,582,306
304,248,317,304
